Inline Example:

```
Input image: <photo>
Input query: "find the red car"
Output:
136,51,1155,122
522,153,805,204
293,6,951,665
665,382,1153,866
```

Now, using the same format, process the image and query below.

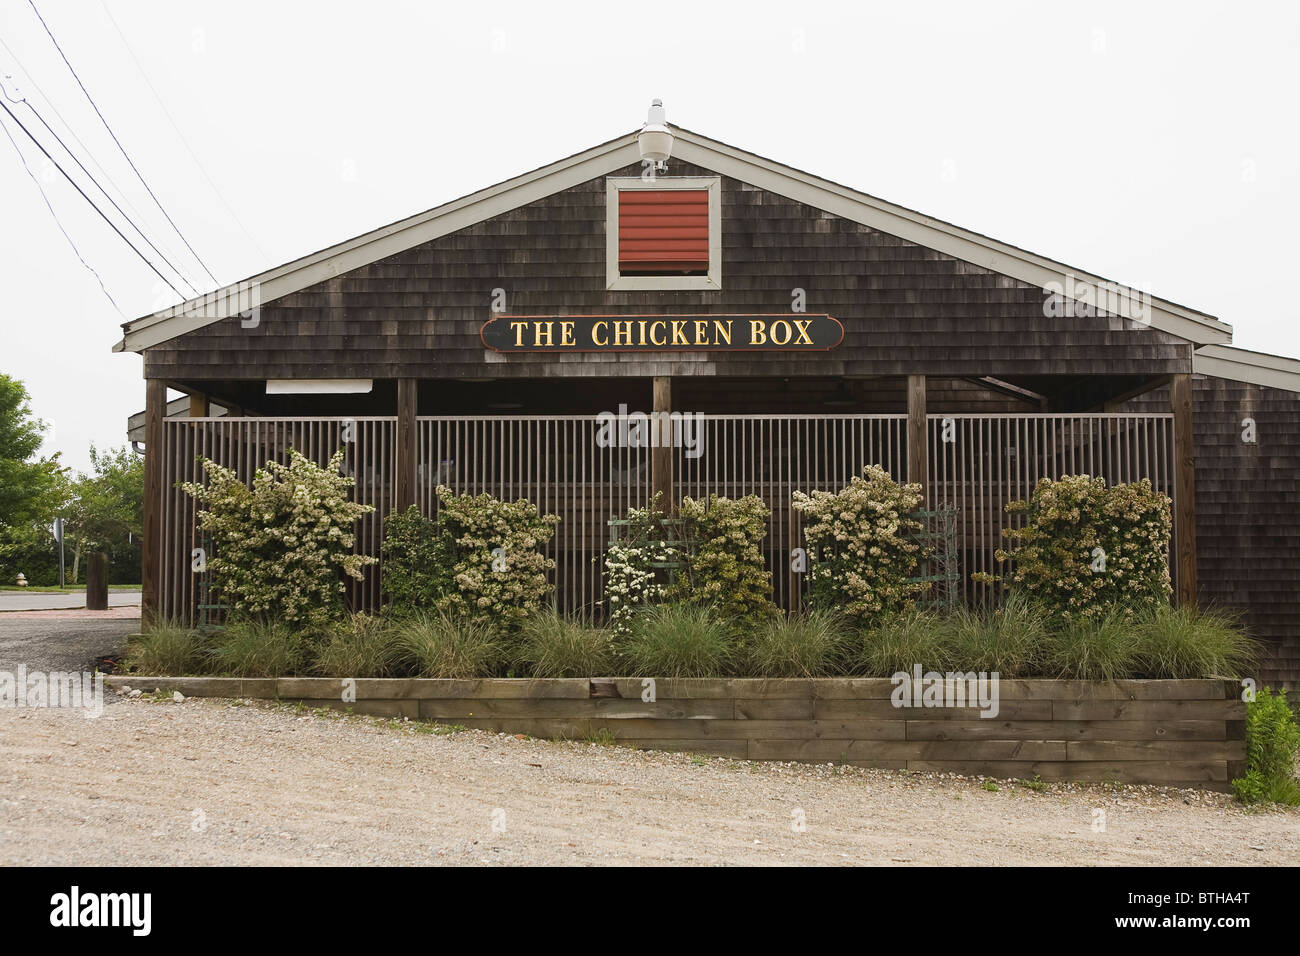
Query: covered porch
136,372,1196,626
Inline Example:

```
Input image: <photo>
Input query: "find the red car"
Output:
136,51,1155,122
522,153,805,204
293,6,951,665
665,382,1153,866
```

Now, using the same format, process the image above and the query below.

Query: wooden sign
480,314,844,353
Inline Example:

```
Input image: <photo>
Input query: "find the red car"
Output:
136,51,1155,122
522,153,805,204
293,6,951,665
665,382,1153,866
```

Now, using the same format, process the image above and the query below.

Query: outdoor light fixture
637,99,673,169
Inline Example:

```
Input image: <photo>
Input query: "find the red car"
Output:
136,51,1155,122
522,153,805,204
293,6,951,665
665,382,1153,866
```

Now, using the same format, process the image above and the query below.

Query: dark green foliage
1232,687,1300,806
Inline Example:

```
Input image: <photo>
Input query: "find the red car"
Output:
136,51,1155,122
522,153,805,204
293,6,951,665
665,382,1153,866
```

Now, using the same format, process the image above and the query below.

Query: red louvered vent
618,189,709,274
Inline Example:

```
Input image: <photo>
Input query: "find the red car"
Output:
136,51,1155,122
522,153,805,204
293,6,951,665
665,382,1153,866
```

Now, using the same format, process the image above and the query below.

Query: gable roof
114,125,1233,353
1194,344,1300,392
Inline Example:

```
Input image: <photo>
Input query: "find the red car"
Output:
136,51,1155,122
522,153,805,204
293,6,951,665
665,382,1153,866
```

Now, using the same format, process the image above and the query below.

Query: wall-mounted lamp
637,99,673,172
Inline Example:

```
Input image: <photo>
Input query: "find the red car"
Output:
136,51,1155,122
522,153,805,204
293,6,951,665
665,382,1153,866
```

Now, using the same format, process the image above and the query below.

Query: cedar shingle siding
143,161,1192,384
1126,377,1300,691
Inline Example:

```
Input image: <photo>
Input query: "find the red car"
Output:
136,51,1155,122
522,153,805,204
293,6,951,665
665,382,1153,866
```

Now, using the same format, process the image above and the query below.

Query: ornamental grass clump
181,447,375,629
311,612,397,678
1040,607,1139,681
746,609,850,677
127,619,210,676
513,608,615,678
618,603,736,678
209,618,307,677
856,609,951,676
393,609,509,678
793,464,927,626
1132,604,1257,679
993,475,1171,623
941,593,1048,678
671,493,778,632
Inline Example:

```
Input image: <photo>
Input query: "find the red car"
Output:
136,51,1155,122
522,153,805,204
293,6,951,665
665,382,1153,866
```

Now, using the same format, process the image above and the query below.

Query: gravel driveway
2,695,1296,866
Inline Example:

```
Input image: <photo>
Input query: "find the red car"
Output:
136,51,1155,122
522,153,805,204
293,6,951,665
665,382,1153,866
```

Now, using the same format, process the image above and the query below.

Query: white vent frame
605,176,722,291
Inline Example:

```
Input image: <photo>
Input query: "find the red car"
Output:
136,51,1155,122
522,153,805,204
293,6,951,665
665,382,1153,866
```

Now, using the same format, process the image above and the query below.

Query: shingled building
118,114,1300,690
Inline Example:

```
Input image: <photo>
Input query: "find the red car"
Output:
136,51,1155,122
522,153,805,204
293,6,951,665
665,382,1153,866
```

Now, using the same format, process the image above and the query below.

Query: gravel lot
2,694,1297,866
0,612,137,673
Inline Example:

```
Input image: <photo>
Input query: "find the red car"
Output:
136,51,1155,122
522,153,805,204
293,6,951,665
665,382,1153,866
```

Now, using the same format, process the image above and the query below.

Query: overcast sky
2,0,1297,473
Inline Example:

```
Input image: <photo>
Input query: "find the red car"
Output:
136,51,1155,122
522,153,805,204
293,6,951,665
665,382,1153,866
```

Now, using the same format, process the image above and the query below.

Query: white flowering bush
792,464,927,625
417,486,559,633
601,495,681,638
671,494,776,630
992,475,1172,621
181,448,375,628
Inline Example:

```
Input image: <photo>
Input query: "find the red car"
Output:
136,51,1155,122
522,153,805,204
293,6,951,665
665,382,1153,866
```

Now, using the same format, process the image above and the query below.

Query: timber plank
815,698,1050,720
906,719,1228,741
750,739,1067,761
416,698,732,719
1066,740,1245,761
609,678,815,699
734,698,815,719
1052,699,1244,721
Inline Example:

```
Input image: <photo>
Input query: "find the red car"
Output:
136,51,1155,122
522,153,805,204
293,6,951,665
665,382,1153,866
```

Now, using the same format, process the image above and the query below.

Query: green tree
0,373,63,527
0,374,65,585
64,444,144,584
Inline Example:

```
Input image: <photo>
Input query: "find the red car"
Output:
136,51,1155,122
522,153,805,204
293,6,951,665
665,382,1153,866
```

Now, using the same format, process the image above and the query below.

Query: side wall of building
1127,376,1300,691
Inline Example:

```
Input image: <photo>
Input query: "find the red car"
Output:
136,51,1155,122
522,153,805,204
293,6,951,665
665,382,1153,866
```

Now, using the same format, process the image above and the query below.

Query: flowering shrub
383,487,558,633
382,506,451,610
181,448,375,628
993,475,1171,621
601,494,681,638
671,494,776,630
792,464,927,625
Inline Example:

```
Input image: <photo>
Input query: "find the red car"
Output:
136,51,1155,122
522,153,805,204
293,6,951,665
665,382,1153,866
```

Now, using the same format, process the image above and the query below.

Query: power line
27,0,220,287
2,81,201,296
0,33,186,282
0,107,123,316
0,96,184,297
99,0,269,265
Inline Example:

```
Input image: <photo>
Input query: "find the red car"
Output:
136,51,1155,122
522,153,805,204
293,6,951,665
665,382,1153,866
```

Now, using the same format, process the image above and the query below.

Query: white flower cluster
181,448,376,627
431,486,559,632
996,474,1172,620
601,497,680,638
792,464,926,623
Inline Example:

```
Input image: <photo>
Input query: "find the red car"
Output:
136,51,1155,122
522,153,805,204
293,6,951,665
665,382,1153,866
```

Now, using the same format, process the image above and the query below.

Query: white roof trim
115,125,1233,353
1194,344,1300,392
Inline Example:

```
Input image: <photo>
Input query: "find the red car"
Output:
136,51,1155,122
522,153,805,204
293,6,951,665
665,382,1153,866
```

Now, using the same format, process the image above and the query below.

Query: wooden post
188,393,209,418
141,378,165,625
907,374,927,499
1171,373,1198,606
651,376,673,512
397,379,418,513
85,552,108,611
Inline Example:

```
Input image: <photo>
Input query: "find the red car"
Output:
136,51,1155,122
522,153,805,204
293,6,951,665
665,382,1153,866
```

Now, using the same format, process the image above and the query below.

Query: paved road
0,613,138,673
0,589,141,612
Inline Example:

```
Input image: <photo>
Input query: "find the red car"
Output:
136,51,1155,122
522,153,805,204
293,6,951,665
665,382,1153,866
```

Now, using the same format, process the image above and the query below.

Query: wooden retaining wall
106,676,1247,790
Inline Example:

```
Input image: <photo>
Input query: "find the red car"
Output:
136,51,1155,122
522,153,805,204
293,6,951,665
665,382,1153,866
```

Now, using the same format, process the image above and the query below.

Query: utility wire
27,0,220,287
0,34,171,274
2,81,200,297
0,97,184,297
99,0,269,264
0,106,123,316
